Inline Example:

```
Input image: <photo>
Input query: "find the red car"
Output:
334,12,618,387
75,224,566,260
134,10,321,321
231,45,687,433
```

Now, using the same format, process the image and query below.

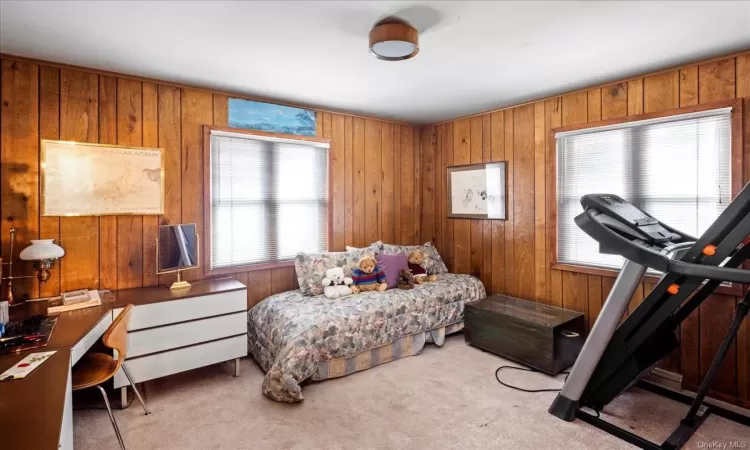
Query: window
208,128,329,272
556,107,732,270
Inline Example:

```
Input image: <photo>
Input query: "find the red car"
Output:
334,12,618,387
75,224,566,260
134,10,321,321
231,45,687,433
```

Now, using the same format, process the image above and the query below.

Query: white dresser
111,278,248,406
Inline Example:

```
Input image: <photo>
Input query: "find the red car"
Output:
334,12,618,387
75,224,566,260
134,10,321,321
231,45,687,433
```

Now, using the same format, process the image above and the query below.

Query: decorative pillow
295,249,370,296
376,253,409,289
372,241,449,274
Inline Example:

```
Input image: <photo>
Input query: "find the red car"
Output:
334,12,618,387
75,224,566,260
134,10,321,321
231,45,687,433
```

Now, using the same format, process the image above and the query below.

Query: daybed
247,243,486,402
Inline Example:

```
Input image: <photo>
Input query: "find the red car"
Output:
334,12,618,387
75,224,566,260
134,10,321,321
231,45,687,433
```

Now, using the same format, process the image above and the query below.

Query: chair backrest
103,304,133,366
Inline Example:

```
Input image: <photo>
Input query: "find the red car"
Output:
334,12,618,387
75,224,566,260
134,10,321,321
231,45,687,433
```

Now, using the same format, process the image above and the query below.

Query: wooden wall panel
489,112,505,294
513,105,535,301
352,118,366,247
38,66,60,298
98,75,117,290
331,114,346,251
0,55,420,315
59,69,98,293
399,125,415,245
421,51,750,407
116,78,143,290
364,119,382,246
1,60,39,300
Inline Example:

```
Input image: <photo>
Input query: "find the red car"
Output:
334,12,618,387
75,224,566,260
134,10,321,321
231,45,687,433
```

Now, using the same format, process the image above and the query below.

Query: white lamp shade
19,239,65,261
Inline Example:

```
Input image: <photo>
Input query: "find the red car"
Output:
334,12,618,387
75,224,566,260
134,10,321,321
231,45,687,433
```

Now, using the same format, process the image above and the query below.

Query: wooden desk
0,349,71,450
0,295,114,450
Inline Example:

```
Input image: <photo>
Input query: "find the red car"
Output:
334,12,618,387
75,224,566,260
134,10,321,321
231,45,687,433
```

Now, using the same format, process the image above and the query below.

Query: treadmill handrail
578,209,750,283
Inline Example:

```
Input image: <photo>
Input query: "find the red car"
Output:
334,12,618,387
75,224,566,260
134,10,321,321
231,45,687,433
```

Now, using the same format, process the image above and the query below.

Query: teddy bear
398,269,414,290
408,250,438,284
350,255,387,293
321,267,353,299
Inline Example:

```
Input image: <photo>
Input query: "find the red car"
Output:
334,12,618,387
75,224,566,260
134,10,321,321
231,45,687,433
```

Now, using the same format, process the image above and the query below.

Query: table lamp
1,229,65,304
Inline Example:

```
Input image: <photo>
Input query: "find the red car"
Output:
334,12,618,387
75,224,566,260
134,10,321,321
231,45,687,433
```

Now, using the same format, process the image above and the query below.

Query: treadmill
548,184,750,450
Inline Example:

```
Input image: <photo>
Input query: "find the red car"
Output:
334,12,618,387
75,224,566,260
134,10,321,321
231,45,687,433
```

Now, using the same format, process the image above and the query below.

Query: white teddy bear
322,267,353,299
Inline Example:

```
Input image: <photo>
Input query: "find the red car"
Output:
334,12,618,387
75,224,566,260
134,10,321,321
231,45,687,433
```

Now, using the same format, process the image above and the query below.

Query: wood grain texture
156,85,181,286
59,69,99,292
38,66,61,298
419,51,750,406
399,125,414,245
1,60,39,300
364,119,382,245
627,79,644,115
352,118,366,247
421,125,435,245
98,75,117,290
699,58,736,103
116,78,143,290
503,111,515,297
469,117,483,279
602,83,628,119
344,116,354,248
587,89,602,122
180,89,212,281
489,111,505,295
142,82,159,288
533,102,546,302
413,125,422,245
331,114,346,250
513,105,535,301
481,115,492,290
644,72,679,113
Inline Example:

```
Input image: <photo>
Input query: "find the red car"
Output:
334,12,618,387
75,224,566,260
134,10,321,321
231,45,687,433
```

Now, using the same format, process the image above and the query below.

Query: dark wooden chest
464,294,585,375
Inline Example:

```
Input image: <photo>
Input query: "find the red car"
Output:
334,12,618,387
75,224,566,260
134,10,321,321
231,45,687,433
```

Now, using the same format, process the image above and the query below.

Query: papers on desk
0,351,56,381
48,290,101,314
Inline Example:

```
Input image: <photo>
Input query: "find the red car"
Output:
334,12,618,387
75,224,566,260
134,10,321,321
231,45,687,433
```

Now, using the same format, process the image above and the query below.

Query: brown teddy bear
408,250,438,284
350,255,388,293
398,269,414,290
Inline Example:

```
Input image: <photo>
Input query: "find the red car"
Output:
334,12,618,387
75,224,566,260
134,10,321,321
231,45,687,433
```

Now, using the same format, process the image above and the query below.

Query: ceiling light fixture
369,18,419,61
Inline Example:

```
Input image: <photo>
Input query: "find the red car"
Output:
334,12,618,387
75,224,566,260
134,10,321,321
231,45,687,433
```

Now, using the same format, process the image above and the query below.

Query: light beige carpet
74,335,749,449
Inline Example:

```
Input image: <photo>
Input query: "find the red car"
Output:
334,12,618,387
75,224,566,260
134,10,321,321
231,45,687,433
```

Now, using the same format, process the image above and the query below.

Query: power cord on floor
494,365,570,393
494,365,602,418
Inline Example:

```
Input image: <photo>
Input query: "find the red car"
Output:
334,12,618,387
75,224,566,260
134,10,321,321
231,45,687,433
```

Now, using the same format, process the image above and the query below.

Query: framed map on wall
447,162,506,220
42,140,165,216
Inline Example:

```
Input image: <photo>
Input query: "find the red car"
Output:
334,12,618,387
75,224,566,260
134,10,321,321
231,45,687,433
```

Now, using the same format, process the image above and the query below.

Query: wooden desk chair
71,304,149,450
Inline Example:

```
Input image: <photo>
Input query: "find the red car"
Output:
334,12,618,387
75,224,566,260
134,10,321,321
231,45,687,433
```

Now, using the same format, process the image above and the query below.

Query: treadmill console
580,194,681,245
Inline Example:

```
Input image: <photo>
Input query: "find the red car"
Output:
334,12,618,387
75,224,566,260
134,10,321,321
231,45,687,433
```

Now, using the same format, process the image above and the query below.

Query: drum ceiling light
369,18,419,61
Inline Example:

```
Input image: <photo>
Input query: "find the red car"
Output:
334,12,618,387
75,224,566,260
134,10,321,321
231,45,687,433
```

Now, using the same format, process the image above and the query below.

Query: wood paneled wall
421,51,750,408
0,56,422,310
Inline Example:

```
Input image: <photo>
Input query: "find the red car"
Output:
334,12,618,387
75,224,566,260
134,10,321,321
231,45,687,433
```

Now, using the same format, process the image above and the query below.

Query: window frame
202,124,332,276
547,99,744,294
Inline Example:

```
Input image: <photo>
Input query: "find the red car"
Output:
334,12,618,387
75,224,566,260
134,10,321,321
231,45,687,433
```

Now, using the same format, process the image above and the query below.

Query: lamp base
169,280,191,290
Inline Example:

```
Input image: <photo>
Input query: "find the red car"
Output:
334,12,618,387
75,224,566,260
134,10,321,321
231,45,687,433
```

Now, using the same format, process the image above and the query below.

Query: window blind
556,108,731,270
210,131,329,270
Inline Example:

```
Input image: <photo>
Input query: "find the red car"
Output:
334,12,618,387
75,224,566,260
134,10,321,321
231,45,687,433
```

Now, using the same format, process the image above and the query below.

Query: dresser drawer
126,312,247,358
114,289,246,330
114,335,247,388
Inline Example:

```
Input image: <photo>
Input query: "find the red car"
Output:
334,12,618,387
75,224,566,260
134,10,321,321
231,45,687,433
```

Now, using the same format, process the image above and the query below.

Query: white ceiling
1,1,749,124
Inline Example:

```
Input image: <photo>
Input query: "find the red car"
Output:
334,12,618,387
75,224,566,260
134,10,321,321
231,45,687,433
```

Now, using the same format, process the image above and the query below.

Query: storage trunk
464,294,585,375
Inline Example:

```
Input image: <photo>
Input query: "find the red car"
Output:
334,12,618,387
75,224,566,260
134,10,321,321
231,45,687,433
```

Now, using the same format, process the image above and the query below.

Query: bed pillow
373,241,449,274
376,253,409,289
295,249,370,296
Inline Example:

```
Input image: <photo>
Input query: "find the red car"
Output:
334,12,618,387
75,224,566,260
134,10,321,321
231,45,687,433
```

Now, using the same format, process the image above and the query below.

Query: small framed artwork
447,162,507,220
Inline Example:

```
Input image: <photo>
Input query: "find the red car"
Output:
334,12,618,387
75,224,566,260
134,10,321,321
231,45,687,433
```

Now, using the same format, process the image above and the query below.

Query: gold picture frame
41,140,165,216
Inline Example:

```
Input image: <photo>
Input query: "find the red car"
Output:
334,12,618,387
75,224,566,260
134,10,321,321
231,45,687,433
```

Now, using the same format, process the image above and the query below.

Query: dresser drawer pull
561,330,580,338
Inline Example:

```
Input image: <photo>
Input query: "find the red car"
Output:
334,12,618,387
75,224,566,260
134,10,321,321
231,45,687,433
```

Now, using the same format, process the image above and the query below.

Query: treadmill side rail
549,259,646,421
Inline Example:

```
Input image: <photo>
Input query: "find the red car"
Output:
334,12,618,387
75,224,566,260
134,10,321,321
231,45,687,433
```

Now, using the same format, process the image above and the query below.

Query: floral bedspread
247,273,486,402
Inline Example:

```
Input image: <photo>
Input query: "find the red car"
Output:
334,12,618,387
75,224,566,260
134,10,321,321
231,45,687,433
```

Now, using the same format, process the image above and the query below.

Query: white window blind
557,108,731,270
210,131,329,270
